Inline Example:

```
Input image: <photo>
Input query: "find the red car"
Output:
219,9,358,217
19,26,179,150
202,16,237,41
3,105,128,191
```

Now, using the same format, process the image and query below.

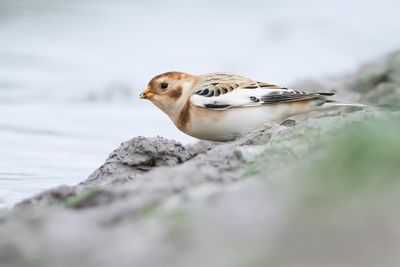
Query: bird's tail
322,100,367,108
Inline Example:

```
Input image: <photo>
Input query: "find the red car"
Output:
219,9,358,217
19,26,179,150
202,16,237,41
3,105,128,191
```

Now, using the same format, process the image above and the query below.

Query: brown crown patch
148,71,191,87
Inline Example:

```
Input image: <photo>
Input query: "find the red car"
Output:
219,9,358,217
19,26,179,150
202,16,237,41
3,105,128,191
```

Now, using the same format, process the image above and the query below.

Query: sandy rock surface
1,51,400,267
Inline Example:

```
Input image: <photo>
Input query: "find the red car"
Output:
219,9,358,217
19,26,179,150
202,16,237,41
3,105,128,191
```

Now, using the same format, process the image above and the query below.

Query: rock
352,50,400,109
280,119,296,127
82,136,192,187
16,185,77,209
15,136,193,210
1,51,400,267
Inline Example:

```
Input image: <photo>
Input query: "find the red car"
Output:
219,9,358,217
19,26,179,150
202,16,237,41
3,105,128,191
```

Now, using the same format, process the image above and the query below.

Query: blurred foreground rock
1,51,400,267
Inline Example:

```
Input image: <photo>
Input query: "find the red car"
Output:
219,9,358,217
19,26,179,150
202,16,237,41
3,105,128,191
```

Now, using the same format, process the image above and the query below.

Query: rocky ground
1,51,400,267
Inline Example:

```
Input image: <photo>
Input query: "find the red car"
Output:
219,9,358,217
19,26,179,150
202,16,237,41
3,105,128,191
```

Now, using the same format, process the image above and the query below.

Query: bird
140,71,364,142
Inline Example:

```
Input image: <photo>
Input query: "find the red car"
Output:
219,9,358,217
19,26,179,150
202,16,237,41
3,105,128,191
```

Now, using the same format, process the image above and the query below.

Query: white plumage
140,71,365,141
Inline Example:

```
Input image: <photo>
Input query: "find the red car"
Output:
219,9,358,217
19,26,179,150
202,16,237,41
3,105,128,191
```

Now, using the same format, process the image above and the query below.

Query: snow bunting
140,72,364,142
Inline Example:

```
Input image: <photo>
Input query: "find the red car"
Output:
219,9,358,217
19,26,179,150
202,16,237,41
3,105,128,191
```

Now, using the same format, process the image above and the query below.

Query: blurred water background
1,0,400,208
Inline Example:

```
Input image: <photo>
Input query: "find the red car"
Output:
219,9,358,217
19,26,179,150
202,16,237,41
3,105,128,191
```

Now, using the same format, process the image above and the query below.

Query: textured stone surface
1,51,400,267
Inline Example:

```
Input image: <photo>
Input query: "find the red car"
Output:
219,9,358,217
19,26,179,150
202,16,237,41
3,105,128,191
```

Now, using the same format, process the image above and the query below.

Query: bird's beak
139,88,154,100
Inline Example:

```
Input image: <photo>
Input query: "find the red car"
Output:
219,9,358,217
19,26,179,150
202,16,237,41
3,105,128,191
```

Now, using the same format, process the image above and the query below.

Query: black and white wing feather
190,73,334,110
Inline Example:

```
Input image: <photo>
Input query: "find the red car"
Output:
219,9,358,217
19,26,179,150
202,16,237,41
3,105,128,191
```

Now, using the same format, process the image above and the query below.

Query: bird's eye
160,82,168,89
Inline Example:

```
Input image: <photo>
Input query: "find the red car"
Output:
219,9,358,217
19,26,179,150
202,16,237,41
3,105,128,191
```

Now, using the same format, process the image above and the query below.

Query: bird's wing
190,73,334,110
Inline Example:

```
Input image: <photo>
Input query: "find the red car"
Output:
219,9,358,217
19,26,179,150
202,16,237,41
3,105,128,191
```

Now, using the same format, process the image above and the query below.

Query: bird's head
140,71,198,116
